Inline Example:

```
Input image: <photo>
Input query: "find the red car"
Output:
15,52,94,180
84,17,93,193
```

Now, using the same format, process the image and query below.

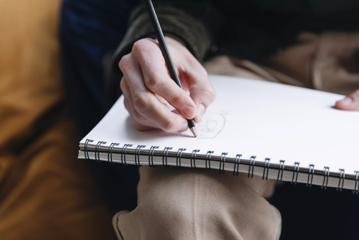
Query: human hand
335,90,359,111
119,37,215,132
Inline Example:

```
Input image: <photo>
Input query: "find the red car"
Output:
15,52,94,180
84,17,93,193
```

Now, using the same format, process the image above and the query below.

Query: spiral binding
94,141,106,161
84,139,94,160
107,143,120,163
321,166,330,189
353,171,359,194
306,164,315,187
205,151,214,170
233,154,242,176
291,162,300,184
82,139,359,192
190,150,200,168
135,145,146,166
120,144,132,165
148,146,159,167
162,147,172,167
248,156,256,178
276,160,285,182
337,169,345,191
176,148,186,167
262,158,271,180
219,153,228,173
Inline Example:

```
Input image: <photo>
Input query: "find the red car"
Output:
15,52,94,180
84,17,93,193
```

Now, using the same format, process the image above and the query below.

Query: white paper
81,75,359,176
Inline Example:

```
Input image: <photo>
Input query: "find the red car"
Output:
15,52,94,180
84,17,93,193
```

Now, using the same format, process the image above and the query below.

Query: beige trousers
113,32,359,240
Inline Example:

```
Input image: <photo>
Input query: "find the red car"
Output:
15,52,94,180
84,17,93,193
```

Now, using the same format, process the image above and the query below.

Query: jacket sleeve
112,0,222,66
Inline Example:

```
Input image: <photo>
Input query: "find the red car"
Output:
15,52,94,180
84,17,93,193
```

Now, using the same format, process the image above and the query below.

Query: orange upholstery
0,0,115,239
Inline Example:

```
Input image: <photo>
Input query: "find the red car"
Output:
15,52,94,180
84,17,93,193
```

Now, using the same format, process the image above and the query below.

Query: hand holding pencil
118,1,215,135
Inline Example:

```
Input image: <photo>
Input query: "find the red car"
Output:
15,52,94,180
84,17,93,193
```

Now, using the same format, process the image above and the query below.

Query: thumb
190,83,216,122
177,51,216,121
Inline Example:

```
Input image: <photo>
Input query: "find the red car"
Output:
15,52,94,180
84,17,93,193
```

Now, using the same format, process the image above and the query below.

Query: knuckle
145,76,162,89
120,79,126,92
170,93,183,106
162,119,175,131
133,94,148,108
132,39,152,55
118,55,132,72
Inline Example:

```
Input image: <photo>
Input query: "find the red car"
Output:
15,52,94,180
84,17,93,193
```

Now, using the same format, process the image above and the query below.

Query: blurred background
1,0,358,239
0,0,138,239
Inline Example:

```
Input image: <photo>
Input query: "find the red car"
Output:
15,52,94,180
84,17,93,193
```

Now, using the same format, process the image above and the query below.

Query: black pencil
146,0,197,137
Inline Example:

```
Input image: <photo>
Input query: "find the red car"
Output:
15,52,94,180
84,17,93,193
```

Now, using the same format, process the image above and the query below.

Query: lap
114,167,281,240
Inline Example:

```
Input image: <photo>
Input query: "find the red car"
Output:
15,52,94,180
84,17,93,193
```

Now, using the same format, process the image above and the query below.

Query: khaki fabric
0,0,115,239
265,32,359,94
114,168,281,240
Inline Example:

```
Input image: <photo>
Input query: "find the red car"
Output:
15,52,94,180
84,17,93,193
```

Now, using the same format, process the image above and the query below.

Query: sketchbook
79,75,359,191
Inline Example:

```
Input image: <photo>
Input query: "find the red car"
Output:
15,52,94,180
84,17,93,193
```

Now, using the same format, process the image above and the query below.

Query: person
111,0,359,239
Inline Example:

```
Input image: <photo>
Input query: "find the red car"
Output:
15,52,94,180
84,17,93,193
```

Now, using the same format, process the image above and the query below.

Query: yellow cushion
0,0,62,151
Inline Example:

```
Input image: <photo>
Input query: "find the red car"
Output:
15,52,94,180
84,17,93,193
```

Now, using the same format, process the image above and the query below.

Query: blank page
81,75,359,176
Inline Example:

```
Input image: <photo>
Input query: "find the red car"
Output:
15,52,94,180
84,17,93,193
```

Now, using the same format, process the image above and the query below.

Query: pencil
146,0,197,137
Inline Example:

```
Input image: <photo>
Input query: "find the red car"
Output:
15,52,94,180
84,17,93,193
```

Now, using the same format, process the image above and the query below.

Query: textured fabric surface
113,0,359,66
0,0,116,239
114,167,281,240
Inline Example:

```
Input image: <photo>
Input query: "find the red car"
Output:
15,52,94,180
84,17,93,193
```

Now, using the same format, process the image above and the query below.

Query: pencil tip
190,127,197,138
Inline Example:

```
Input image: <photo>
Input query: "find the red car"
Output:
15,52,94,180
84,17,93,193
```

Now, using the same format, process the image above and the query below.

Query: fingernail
184,105,195,118
340,97,352,105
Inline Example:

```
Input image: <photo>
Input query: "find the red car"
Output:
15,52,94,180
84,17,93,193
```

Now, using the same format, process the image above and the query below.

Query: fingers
118,37,216,133
121,80,154,131
132,39,196,119
335,90,359,111
119,54,188,132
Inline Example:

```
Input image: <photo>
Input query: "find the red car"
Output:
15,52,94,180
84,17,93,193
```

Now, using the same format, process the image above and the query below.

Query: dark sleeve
112,0,222,65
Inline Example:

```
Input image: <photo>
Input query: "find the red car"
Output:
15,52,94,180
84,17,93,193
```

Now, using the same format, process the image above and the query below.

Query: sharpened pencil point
190,127,197,138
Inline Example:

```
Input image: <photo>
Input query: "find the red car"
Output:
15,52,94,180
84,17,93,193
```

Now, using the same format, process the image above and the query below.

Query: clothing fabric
113,0,359,65
114,167,281,240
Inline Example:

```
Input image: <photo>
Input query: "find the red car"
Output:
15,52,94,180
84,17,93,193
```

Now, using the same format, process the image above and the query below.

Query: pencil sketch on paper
196,112,226,139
